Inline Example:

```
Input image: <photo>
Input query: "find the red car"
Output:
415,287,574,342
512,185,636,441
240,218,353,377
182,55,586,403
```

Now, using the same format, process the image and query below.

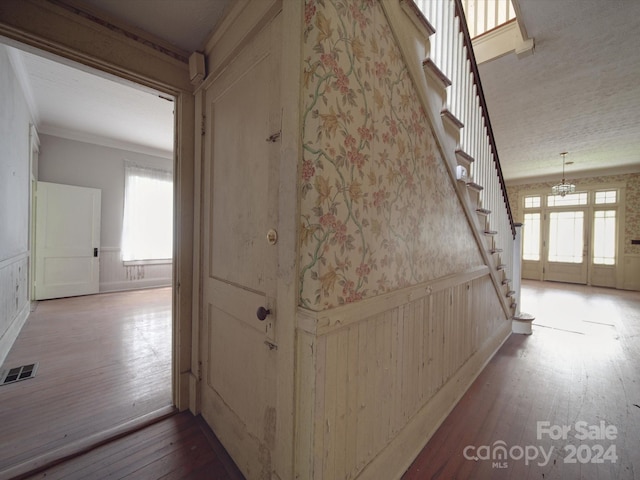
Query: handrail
453,0,516,237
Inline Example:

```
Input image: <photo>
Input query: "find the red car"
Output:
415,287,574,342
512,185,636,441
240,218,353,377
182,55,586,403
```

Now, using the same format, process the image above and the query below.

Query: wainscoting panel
295,268,510,480
99,247,171,292
0,253,30,366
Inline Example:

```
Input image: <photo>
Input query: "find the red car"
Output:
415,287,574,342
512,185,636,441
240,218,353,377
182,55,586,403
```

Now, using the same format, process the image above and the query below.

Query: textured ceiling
5,0,640,181
479,0,640,182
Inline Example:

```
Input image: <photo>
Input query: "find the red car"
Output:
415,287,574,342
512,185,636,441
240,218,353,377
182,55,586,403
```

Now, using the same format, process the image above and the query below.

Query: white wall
0,46,32,366
38,134,173,292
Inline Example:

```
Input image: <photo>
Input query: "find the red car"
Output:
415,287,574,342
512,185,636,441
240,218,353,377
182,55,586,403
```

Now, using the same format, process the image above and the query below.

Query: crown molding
506,164,640,186
39,125,173,160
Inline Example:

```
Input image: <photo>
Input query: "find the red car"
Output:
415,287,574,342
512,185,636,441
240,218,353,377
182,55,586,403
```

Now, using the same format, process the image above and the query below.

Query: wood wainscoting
295,266,512,480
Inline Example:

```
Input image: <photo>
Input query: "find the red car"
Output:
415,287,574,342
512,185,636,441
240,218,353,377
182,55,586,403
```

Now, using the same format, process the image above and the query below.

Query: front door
34,181,101,300
200,13,281,479
543,209,588,284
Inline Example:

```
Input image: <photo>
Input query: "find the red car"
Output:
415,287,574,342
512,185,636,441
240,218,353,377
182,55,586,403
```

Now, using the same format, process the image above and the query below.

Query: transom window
594,190,617,204
547,192,588,207
524,196,540,208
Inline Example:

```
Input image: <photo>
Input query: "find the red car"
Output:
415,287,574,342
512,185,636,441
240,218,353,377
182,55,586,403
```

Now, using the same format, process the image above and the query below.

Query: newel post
512,223,523,316
512,222,535,334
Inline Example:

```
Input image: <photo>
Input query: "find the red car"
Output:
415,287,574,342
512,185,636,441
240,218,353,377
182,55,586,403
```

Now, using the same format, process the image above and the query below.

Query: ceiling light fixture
551,152,575,197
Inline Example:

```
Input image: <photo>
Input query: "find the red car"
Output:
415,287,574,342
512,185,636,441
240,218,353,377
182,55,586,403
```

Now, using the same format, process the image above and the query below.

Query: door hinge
266,131,281,143
264,340,278,351
201,115,206,136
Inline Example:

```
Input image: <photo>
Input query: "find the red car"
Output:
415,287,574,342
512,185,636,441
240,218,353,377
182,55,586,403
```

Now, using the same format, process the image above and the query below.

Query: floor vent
1,363,39,386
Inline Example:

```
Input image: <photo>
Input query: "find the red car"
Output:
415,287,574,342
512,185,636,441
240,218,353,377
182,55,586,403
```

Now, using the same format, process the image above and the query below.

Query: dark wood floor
403,280,640,479
22,411,244,480
2,282,639,480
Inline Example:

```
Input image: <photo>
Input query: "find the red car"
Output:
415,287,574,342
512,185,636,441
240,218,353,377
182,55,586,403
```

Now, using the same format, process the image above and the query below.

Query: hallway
5,281,640,479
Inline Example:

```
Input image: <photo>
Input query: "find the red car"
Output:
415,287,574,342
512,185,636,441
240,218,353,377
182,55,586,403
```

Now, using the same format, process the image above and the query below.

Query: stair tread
455,148,475,165
476,208,491,215
399,0,436,39
441,108,464,129
507,290,516,297
422,57,451,88
484,230,498,236
496,264,506,270
502,278,511,285
490,248,503,253
466,181,483,192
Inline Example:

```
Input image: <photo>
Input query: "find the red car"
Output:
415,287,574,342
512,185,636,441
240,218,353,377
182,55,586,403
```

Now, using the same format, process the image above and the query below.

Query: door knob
256,306,271,321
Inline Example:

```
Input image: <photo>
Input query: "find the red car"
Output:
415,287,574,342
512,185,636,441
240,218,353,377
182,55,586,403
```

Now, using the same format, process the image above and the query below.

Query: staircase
384,0,519,317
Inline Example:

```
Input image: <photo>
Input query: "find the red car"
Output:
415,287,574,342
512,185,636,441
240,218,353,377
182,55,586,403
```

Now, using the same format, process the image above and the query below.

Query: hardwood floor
403,280,640,480
0,288,173,478
22,412,245,480
3,282,638,480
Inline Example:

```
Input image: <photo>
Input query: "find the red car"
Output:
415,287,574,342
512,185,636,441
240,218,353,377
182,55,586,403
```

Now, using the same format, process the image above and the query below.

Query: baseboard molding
0,300,30,368
355,320,512,480
100,278,171,293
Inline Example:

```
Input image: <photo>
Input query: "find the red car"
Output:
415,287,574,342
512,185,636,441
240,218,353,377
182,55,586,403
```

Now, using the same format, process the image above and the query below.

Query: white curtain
121,162,173,262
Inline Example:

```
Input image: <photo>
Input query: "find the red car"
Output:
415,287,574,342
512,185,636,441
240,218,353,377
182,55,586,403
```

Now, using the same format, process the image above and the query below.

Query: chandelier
551,152,575,197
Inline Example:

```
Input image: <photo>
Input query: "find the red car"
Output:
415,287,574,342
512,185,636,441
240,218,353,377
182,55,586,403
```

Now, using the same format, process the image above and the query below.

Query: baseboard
100,278,172,293
355,320,512,480
0,300,30,368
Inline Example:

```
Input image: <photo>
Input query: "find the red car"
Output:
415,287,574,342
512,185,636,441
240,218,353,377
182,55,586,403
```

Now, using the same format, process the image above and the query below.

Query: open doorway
0,41,175,476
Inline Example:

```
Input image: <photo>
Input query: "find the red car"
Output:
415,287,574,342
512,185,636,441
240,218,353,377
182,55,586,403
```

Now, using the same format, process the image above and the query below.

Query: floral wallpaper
299,0,483,310
507,172,640,255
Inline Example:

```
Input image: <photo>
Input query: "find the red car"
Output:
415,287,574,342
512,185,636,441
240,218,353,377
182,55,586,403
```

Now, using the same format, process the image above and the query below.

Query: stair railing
416,0,517,295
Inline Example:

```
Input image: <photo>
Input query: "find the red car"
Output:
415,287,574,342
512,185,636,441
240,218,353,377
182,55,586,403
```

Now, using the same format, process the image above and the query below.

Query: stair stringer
380,0,513,318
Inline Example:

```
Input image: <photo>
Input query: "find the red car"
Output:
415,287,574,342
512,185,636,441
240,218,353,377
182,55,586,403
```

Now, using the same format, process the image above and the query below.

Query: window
595,190,617,204
524,196,541,208
547,192,588,207
593,210,616,265
548,211,584,263
522,213,541,260
121,163,173,262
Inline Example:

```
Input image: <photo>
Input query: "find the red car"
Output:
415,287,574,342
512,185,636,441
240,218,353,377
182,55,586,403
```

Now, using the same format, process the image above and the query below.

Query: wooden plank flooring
403,280,640,480
22,412,244,480
3,282,639,480
0,288,173,478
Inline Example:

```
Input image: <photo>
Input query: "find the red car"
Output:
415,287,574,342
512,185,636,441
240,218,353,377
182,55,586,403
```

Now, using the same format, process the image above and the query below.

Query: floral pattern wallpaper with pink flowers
299,0,484,311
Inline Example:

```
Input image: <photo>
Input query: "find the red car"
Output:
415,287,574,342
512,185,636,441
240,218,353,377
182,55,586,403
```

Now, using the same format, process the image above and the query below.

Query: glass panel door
544,209,588,284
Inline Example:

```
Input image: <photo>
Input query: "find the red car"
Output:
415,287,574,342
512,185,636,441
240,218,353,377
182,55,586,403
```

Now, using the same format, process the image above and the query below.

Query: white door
34,181,101,300
200,12,281,479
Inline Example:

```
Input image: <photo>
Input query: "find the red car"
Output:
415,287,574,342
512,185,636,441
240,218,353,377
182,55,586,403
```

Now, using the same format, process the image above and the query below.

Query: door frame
519,183,626,288
0,4,195,410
